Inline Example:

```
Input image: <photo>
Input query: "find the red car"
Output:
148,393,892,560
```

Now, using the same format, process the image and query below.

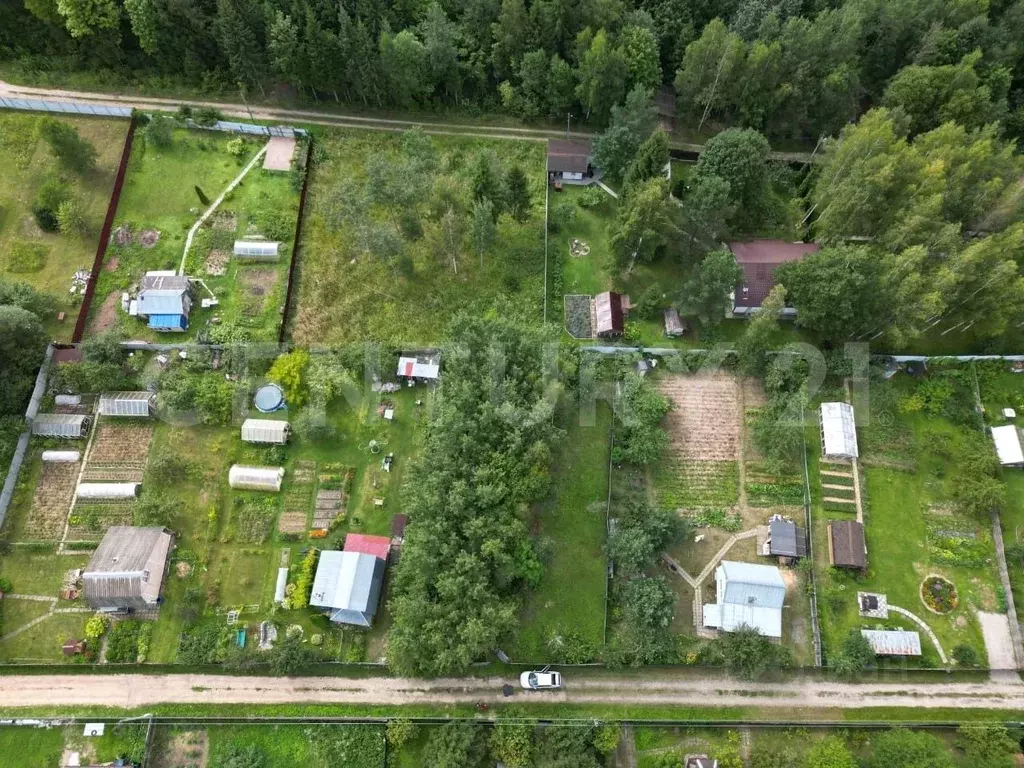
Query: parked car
520,667,562,690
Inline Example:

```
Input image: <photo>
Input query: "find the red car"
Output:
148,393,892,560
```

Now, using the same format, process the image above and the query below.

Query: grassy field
810,375,999,669
511,402,612,661
0,112,127,340
290,129,546,345
90,125,301,342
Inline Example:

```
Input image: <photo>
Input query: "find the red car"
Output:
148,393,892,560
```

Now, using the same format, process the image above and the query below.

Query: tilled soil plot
658,373,741,462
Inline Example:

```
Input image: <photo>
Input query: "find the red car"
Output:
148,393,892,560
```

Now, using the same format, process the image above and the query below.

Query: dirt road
0,673,1021,711
0,80,817,163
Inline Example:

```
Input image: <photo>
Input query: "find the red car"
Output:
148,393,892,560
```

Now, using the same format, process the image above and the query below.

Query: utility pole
566,112,572,139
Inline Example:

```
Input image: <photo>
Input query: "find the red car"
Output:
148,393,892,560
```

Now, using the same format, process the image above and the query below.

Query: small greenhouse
32,413,90,439
228,465,285,492
233,240,280,261
54,395,82,406
240,418,290,445
99,392,155,418
42,450,81,463
274,567,289,604
76,482,141,500
819,402,859,460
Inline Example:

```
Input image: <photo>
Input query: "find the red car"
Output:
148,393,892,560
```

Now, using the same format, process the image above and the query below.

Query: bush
56,199,87,236
578,186,605,208
194,106,223,127
85,614,109,640
32,177,70,232
952,643,978,667
720,626,791,680
0,577,12,592
7,241,48,273
226,137,246,157
145,114,174,148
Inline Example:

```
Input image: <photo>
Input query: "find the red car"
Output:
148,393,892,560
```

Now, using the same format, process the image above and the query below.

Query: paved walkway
888,605,947,665
978,611,1017,674
597,181,619,199
990,510,1024,669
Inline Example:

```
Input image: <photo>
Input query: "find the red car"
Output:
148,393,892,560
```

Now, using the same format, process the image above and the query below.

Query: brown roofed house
547,139,593,184
728,240,819,317
828,520,866,569
83,526,174,612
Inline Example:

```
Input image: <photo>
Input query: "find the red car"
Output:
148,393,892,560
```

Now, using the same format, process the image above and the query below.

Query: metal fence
188,118,308,138
0,97,131,118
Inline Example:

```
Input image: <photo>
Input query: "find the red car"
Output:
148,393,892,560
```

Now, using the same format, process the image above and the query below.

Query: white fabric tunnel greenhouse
233,240,280,261
76,482,141,500
54,394,82,406
228,465,285,492
274,567,289,603
819,402,859,460
240,418,290,445
42,450,81,463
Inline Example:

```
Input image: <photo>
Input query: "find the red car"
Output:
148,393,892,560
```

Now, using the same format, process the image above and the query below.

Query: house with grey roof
703,560,786,638
309,550,386,627
137,274,193,332
83,526,174,612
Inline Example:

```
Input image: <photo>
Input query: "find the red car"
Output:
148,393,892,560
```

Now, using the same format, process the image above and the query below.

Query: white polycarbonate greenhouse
233,240,280,261
32,413,90,439
820,402,859,460
76,482,141,500
275,567,289,603
42,450,81,463
99,392,155,417
228,465,285,492
240,418,290,445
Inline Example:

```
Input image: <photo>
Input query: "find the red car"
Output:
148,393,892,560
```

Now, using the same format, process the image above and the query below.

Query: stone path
596,180,619,199
990,510,1024,669
888,604,948,664
978,611,1017,674
0,595,91,643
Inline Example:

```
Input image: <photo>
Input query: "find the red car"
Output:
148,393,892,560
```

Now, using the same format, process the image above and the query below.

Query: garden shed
228,465,285,492
240,418,290,445
99,392,155,418
76,482,141,500
828,520,867,569
309,550,386,627
83,526,174,612
42,450,81,463
547,139,593,183
396,351,440,382
861,629,922,657
594,291,630,337
991,425,1024,467
32,413,90,439
703,560,786,638
819,402,858,460
663,308,687,337
233,240,280,261
765,517,807,559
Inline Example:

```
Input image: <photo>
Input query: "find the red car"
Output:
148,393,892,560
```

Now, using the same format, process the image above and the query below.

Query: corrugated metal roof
83,526,172,608
148,314,188,330
718,561,786,609
309,551,385,626
240,419,290,444
705,602,783,638
547,139,591,174
768,519,807,557
344,533,392,561
594,291,624,336
820,402,859,459
141,274,190,291
138,289,189,316
861,629,922,656
396,352,440,379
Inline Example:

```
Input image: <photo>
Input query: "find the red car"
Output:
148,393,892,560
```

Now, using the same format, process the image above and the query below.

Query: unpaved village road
1,673,1023,711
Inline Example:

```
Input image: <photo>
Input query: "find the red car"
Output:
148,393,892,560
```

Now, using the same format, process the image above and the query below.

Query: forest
0,0,1022,140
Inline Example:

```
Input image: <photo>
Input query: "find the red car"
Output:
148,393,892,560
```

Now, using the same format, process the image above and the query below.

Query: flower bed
921,575,958,614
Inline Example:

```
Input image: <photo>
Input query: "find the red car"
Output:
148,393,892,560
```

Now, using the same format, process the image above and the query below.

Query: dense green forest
2,0,1023,138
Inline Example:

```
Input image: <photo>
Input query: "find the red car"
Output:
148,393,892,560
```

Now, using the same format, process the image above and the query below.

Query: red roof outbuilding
343,533,392,561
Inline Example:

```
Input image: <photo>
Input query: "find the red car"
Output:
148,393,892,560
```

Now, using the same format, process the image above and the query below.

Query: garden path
596,181,619,199
887,605,948,664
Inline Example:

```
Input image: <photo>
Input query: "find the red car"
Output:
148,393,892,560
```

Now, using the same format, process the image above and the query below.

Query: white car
520,668,562,690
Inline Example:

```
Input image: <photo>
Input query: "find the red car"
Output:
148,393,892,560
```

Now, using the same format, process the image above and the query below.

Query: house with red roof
727,240,819,317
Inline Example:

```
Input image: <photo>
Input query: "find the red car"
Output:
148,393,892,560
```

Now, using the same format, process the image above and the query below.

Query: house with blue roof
136,274,193,332
703,560,787,638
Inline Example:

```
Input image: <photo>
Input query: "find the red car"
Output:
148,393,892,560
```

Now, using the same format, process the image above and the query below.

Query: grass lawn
810,379,999,668
0,727,65,767
554,184,615,297
510,402,612,661
0,610,90,663
0,549,88,597
290,128,545,345
0,112,128,341
92,125,301,342
1000,473,1024,618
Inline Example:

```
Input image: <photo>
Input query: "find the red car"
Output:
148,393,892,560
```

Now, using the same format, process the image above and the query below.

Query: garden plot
82,423,154,481
654,373,741,510
24,460,78,540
